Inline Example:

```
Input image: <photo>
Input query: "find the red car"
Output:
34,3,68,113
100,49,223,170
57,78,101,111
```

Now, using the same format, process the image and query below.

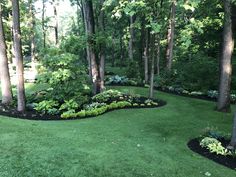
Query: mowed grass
0,86,236,177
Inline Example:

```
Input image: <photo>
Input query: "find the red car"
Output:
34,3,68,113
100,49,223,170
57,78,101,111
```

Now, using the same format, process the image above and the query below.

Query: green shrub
200,137,228,156
60,35,86,56
59,99,79,112
61,110,77,119
108,101,119,109
116,101,132,108
34,100,59,115
76,110,86,118
106,75,129,85
84,102,107,110
37,49,91,105
92,90,123,103
126,61,141,80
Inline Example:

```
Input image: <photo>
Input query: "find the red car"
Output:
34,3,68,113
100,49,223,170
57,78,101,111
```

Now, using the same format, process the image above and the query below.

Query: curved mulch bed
0,98,166,121
107,83,236,104
187,138,236,170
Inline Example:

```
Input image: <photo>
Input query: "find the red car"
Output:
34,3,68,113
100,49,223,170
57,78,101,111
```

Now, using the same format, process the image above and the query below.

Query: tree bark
82,0,101,94
52,0,59,45
119,34,124,67
228,112,236,150
128,15,134,61
166,0,176,71
81,0,91,78
144,29,149,84
29,0,36,71
12,0,26,112
217,0,234,112
149,34,155,99
42,0,46,48
98,0,105,91
156,35,160,76
112,33,115,67
0,4,13,105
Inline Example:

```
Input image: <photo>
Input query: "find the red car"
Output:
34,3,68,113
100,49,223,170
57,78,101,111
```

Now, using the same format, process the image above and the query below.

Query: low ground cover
0,86,235,176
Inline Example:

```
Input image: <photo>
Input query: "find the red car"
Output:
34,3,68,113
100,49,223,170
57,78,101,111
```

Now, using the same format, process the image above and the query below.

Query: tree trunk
98,0,105,91
144,29,149,84
228,112,236,150
81,0,91,78
29,0,36,71
120,34,124,67
112,33,115,67
12,0,26,112
83,0,101,94
156,35,160,76
52,0,59,45
128,15,134,61
0,4,13,105
149,34,155,99
217,0,234,112
166,0,176,71
42,0,46,48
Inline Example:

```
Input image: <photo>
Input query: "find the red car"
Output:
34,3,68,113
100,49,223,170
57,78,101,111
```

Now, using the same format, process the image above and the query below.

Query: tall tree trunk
217,0,234,112
143,29,149,84
29,0,36,71
81,0,91,78
112,33,115,67
12,0,26,112
166,0,176,71
228,112,236,150
156,35,160,76
42,0,46,48
0,4,13,104
52,0,59,45
98,0,105,91
128,15,134,61
83,0,101,94
149,34,155,99
120,34,124,67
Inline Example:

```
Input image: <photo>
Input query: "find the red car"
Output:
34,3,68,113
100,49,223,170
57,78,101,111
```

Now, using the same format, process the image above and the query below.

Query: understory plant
60,90,159,119
199,129,236,157
32,48,91,114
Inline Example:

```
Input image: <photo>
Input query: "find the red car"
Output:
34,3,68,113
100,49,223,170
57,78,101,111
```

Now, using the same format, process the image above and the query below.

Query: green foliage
155,53,218,91
92,90,123,103
59,99,80,112
60,89,159,119
126,61,141,80
200,137,228,156
60,35,86,56
105,75,141,86
144,99,158,106
84,102,107,111
207,90,219,99
37,48,91,103
34,100,59,115
106,75,129,85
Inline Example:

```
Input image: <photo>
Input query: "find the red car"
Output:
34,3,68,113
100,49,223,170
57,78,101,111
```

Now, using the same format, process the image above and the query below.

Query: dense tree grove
0,0,236,149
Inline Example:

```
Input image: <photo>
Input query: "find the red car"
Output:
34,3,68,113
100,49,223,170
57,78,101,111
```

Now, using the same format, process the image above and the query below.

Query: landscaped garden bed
0,89,166,121
188,130,236,170
105,75,236,104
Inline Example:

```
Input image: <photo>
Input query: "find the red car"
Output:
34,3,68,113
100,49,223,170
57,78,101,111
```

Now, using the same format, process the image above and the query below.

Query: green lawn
0,86,236,177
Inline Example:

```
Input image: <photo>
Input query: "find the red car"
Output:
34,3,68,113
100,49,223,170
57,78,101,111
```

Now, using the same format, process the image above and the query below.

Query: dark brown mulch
0,99,166,121
187,138,236,170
